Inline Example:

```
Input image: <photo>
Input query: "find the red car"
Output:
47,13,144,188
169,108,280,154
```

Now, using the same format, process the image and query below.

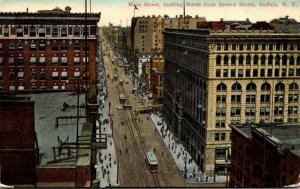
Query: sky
0,0,299,26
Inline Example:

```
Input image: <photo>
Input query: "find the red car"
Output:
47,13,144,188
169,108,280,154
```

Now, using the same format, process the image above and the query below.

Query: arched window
289,83,298,91
246,83,256,91
275,82,285,91
261,82,271,91
290,56,295,65
246,54,251,65
253,54,259,65
216,55,221,65
268,54,273,65
261,54,266,65
282,54,288,65
217,83,227,92
232,83,242,91
224,55,229,65
275,54,280,65
231,55,236,65
239,55,244,65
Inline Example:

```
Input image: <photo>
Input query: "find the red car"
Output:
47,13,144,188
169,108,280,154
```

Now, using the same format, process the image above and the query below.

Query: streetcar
145,151,158,173
119,93,126,104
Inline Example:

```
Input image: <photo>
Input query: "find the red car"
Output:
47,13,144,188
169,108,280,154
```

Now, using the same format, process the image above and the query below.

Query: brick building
230,124,300,187
150,55,164,105
163,22,300,177
0,7,100,91
0,96,37,186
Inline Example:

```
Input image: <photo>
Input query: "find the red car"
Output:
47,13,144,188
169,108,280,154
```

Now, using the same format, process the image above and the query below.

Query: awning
61,57,67,63
18,72,24,78
52,57,58,63
39,57,45,63
74,71,80,77
61,71,68,77
74,57,80,63
52,72,59,77
30,57,36,63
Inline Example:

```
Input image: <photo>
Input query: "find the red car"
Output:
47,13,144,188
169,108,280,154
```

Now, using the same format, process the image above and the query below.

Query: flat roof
231,123,300,157
21,92,87,167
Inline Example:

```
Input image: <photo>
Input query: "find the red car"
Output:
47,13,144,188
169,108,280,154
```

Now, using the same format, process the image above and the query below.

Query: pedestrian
153,148,156,153
162,151,164,156
119,149,122,154
124,134,126,140
126,148,128,153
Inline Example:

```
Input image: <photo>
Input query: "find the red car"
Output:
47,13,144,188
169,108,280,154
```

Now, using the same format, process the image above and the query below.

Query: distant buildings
163,19,300,177
230,124,300,187
0,7,100,91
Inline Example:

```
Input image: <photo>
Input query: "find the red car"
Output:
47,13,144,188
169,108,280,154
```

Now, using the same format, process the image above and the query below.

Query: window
3,25,9,37
282,54,288,65
9,43,15,51
231,55,236,65
260,69,265,77
232,44,236,51
261,83,271,91
268,54,273,65
254,44,259,51
231,107,241,116
61,26,67,37
289,94,298,102
215,148,227,160
52,71,59,80
290,56,295,65
261,54,266,65
216,69,221,77
276,43,281,50
224,44,228,51
216,121,226,128
216,108,226,116
61,57,68,65
31,72,37,80
260,107,270,116
17,71,24,80
52,26,59,37
297,69,300,76
61,42,68,50
253,54,258,65
216,44,221,51
29,25,36,37
245,107,256,116
9,57,15,64
0,43,2,50
30,43,36,51
275,94,284,102
246,95,256,103
216,55,221,65
239,55,244,65
274,106,284,115
289,83,298,91
238,69,243,77
74,26,81,36
38,25,45,37
223,69,228,77
74,71,80,78
0,57,2,65
30,56,36,66
17,57,24,64
288,106,298,115
61,71,68,80
231,95,241,103
261,94,270,103
289,69,295,76
83,26,89,37
275,69,279,77
74,41,80,50
247,44,251,51
17,43,23,51
231,69,236,77
16,25,23,37
282,69,287,77
9,72,15,81
74,57,80,64
262,44,266,51
40,72,46,80
215,133,226,141
39,57,46,64
246,69,250,77
217,83,227,91
283,43,287,50
253,69,258,77
239,44,243,51
52,42,59,51
275,82,285,91
246,83,256,91
232,83,242,91
267,69,272,77
83,57,89,64
275,54,280,65
297,56,300,65
246,54,251,65
269,44,273,51
224,56,229,65
216,95,226,103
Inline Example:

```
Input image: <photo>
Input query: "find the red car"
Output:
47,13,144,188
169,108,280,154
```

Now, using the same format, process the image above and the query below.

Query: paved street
100,38,225,187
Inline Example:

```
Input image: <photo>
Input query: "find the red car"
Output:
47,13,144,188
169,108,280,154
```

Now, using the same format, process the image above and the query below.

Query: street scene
0,0,300,188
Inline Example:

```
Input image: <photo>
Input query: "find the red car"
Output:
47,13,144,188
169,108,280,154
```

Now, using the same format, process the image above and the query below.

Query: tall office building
0,7,100,91
163,24,300,176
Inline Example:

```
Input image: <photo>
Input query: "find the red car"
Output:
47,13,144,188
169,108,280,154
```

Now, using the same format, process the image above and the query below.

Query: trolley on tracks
119,93,126,104
146,151,158,173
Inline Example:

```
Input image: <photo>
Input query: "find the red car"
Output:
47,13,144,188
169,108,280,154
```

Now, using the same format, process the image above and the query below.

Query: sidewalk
150,113,227,184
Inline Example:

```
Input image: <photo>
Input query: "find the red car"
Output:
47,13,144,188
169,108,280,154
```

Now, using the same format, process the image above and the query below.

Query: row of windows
2,25,92,37
216,54,300,66
0,57,90,65
215,43,300,51
216,68,300,78
216,106,297,117
217,94,298,104
1,42,85,52
216,82,298,92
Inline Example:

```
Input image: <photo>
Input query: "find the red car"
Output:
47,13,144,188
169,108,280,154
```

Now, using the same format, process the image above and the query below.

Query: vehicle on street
146,151,158,173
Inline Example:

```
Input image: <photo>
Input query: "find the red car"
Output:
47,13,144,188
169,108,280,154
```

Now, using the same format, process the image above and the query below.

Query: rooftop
231,123,300,157
20,92,88,167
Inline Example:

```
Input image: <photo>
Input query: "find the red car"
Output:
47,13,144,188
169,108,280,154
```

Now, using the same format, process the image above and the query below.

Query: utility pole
183,0,186,29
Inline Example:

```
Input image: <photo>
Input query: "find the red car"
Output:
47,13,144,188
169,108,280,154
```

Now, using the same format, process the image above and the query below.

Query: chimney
285,15,289,19
26,8,29,13
246,18,249,22
220,18,224,21
65,6,71,13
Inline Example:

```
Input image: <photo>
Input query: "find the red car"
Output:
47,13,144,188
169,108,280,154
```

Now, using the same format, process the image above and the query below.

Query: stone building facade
0,7,100,91
163,28,300,176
